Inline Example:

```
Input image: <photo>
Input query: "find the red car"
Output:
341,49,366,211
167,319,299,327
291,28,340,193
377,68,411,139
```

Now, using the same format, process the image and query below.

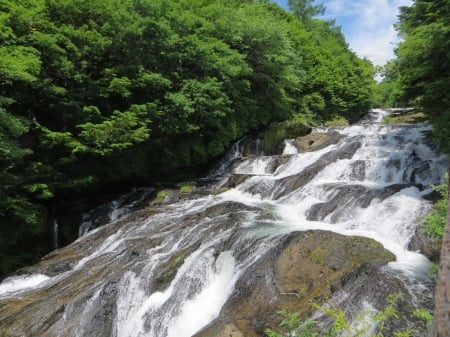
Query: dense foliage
423,176,448,239
0,0,375,277
377,0,450,153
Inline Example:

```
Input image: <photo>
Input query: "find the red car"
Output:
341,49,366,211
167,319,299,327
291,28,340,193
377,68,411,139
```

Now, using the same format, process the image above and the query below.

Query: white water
0,109,447,336
282,139,299,155
166,251,236,337
0,274,50,298
227,110,447,278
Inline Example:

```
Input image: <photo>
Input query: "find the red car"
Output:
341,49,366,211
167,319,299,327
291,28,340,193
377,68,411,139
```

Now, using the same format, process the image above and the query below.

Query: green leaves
423,176,448,239
0,0,376,277
395,0,450,153
166,77,231,134
39,104,152,156
0,46,41,83
77,106,151,155
107,76,132,98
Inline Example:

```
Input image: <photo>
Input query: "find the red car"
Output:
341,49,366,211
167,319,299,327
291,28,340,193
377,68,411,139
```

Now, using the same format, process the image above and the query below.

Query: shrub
423,175,448,239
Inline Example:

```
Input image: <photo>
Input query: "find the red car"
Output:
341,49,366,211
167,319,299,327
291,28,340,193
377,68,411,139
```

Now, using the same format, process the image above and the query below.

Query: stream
0,109,447,337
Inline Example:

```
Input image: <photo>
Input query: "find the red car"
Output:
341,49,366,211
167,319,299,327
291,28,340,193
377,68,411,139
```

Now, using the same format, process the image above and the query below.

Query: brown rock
295,132,343,152
195,230,395,337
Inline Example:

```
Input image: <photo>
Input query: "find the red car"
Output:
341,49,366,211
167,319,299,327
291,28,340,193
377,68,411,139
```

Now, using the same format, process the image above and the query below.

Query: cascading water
78,187,155,237
0,109,447,337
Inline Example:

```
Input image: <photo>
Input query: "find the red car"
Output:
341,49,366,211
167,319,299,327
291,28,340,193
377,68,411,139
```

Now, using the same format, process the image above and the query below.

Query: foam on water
282,139,299,155
0,274,50,297
166,251,236,337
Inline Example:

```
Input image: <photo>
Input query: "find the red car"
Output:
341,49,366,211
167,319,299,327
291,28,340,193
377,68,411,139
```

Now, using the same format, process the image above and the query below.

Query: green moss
155,189,169,203
157,252,189,286
214,186,230,194
179,182,195,193
309,247,326,265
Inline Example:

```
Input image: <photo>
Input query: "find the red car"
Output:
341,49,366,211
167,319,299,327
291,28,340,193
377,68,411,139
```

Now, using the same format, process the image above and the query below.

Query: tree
0,0,376,278
395,0,450,153
288,0,325,26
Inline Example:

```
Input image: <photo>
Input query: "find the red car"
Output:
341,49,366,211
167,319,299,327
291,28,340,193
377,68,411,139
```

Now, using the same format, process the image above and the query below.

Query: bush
423,176,448,239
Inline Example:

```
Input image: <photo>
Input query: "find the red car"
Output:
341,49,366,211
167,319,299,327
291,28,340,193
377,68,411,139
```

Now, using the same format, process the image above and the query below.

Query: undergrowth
422,174,448,239
265,293,431,337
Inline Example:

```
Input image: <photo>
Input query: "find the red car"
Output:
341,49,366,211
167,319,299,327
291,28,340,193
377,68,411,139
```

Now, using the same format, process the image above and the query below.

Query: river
0,109,447,336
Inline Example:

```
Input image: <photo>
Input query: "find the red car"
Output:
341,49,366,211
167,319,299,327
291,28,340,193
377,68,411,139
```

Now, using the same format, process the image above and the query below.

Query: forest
375,0,450,153
0,0,448,279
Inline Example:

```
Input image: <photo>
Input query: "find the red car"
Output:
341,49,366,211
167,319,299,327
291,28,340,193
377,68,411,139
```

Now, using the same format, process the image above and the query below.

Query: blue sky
274,0,412,66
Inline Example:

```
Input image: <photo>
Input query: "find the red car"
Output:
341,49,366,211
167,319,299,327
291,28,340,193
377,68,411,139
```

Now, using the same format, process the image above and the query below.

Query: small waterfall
78,187,154,237
51,218,58,250
0,109,447,336
48,207,58,250
255,138,264,156
78,214,92,237
205,138,244,179
282,139,298,155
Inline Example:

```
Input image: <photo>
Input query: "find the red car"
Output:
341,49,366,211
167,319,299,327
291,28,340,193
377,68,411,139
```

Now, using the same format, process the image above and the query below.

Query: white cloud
322,0,412,65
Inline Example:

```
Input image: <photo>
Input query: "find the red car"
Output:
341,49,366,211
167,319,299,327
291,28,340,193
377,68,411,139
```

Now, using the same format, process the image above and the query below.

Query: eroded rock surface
195,230,395,337
294,131,343,153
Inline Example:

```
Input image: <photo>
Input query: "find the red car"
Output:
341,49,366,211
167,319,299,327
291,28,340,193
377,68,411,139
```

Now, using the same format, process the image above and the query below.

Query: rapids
0,109,447,337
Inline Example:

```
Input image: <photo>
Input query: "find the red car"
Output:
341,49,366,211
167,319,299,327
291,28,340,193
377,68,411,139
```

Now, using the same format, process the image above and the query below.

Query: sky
275,0,412,66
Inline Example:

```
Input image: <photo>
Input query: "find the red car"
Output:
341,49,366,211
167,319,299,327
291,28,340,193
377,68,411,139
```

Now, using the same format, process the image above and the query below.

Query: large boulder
408,227,442,262
194,230,395,337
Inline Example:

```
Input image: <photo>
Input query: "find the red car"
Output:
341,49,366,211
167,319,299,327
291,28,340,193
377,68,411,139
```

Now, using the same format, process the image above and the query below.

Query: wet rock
241,138,264,156
311,266,433,337
422,189,442,202
306,182,424,223
194,230,395,337
221,174,251,188
349,160,366,181
195,323,244,337
408,227,442,261
270,139,362,199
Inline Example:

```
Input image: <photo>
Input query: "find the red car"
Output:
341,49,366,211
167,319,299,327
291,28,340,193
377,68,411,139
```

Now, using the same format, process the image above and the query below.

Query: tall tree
288,0,325,26
396,0,450,153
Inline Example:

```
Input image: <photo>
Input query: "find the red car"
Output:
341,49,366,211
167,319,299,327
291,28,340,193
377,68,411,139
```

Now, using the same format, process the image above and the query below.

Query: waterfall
78,187,155,237
0,109,447,336
51,218,58,250
282,139,299,155
255,138,264,156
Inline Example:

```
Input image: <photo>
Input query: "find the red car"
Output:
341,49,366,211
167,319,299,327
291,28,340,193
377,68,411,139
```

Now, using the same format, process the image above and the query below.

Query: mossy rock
194,230,395,337
156,250,190,288
213,186,230,195
179,182,196,194
155,189,169,203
